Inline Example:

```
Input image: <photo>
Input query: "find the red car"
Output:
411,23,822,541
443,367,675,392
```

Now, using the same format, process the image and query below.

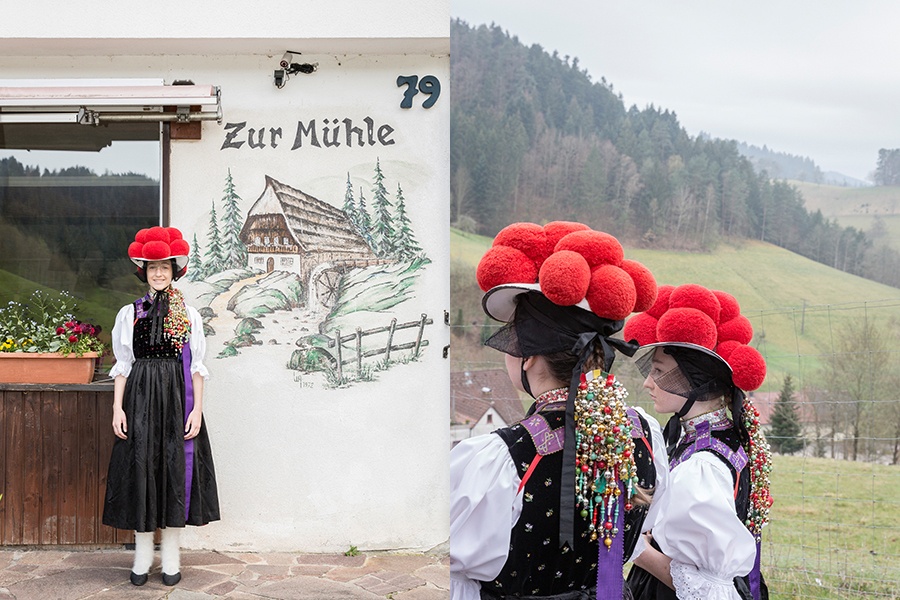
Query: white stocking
132,531,154,575
160,528,182,575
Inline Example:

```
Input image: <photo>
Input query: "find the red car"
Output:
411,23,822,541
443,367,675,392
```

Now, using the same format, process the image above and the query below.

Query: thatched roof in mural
240,175,374,256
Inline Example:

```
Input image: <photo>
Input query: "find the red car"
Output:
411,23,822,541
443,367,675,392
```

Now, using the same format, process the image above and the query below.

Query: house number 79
396,75,441,109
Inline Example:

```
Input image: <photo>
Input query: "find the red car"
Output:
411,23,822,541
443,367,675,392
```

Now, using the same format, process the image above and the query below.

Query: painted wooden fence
329,313,433,380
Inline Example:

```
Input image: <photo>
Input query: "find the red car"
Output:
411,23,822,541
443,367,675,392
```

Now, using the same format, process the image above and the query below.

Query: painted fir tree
188,233,204,281
369,158,395,257
204,200,225,274
769,374,804,454
342,172,358,229
220,169,247,270
356,186,374,249
392,183,421,260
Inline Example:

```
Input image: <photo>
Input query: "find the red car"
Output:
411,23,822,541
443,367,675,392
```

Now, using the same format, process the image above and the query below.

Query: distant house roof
748,390,816,426
451,369,527,428
240,175,374,257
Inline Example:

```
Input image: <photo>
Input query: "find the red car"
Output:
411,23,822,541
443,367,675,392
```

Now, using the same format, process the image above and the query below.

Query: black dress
103,299,220,532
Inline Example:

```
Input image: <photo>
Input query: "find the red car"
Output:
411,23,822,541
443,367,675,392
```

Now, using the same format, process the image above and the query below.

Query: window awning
0,82,221,125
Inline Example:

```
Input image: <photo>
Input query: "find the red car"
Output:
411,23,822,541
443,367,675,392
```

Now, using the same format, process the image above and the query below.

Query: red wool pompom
622,312,659,345
166,227,184,241
543,221,590,251
586,265,636,321
555,230,624,268
620,259,658,313
493,223,550,265
669,284,722,324
715,339,741,361
656,307,718,349
539,250,591,306
476,245,538,291
169,239,190,257
646,285,674,319
142,240,172,261
144,226,171,244
718,314,754,345
728,344,767,391
713,290,741,323
134,228,151,244
128,242,144,259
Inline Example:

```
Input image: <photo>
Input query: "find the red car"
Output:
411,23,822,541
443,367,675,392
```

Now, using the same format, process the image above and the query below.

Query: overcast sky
452,0,900,182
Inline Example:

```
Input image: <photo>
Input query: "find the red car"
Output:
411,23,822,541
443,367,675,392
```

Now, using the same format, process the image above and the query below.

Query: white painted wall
0,3,449,553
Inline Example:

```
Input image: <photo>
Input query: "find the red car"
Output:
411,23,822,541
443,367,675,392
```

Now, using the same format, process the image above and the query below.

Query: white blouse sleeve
450,433,523,600
108,304,135,378
187,306,209,379
627,407,670,562
654,452,757,600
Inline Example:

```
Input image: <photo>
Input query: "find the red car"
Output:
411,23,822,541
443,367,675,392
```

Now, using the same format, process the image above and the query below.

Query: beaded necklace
743,396,773,539
574,370,638,549
532,386,569,413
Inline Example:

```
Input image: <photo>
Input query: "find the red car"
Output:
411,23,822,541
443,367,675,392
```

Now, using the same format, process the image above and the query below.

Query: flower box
0,352,100,384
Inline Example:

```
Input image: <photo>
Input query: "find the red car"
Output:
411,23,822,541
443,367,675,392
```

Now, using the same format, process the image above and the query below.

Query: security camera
274,69,286,88
279,52,293,69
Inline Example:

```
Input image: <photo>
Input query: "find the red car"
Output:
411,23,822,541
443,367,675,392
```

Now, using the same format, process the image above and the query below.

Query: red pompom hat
128,226,190,279
622,283,766,392
478,221,658,326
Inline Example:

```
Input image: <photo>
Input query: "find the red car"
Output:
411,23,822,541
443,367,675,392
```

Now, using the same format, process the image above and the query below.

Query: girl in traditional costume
103,226,220,586
623,284,772,600
451,222,669,600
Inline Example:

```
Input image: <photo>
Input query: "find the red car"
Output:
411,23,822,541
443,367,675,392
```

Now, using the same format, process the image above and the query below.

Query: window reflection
0,123,161,337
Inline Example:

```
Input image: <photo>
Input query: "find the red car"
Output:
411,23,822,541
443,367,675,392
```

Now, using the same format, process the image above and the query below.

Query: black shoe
130,571,148,586
162,572,182,586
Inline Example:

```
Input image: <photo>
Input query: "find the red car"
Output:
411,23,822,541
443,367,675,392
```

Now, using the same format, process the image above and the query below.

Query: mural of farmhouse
183,162,432,388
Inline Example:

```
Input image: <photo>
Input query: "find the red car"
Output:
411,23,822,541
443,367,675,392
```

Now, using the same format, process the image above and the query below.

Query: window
486,414,493,424
1,121,162,331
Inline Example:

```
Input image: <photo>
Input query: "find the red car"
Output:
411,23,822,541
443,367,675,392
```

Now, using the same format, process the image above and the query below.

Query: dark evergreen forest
451,20,900,288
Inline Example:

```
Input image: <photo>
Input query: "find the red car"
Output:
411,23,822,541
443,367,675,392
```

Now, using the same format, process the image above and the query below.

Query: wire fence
450,299,900,599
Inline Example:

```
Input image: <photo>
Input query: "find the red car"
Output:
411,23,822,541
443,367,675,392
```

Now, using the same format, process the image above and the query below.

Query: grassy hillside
451,228,900,396
792,180,900,250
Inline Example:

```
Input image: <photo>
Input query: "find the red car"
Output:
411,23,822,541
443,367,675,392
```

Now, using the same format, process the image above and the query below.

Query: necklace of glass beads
574,369,638,549
742,395,773,539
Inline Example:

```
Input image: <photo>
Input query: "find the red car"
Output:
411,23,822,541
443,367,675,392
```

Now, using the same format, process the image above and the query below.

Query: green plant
0,290,106,356
344,545,359,556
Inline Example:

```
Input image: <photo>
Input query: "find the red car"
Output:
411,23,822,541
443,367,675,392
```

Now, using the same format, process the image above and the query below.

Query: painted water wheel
313,267,344,308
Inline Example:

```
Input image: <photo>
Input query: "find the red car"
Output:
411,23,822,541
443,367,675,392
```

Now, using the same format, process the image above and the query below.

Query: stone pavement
0,546,449,600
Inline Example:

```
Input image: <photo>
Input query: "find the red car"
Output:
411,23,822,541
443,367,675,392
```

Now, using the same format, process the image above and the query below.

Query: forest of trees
450,20,900,289
735,141,824,184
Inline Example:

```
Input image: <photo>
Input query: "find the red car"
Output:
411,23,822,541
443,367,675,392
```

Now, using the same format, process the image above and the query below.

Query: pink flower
65,321,75,329
73,325,83,334
68,335,78,343
56,326,66,335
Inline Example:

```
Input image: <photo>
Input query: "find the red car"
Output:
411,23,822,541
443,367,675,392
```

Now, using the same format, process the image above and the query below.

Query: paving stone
253,553,300,566
289,564,331,577
6,567,128,600
252,575,383,599
205,579,240,596
7,563,39,573
168,588,222,600
413,564,450,590
294,553,366,567
61,550,131,568
0,570,34,587
322,562,383,583
244,564,293,581
223,552,267,564
182,551,246,567
15,551,69,566
366,554,435,572
352,570,426,596
394,586,450,600
196,562,247,576
177,566,233,592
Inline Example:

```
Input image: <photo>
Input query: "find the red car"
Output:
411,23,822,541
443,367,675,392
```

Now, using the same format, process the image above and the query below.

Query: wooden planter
0,352,99,385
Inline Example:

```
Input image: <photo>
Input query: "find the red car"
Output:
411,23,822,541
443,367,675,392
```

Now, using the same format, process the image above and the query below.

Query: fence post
414,313,427,357
356,327,363,373
334,329,342,381
385,318,398,362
